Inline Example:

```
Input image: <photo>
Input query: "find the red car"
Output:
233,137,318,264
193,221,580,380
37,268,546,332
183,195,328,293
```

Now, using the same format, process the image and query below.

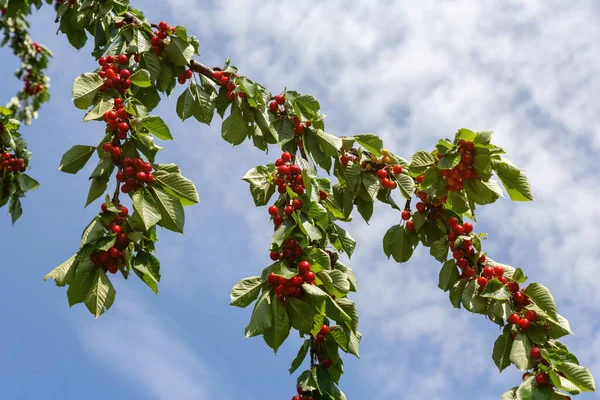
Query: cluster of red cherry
339,152,359,166
150,21,176,56
117,157,155,194
177,69,193,85
97,54,132,93
213,70,243,101
92,203,131,274
0,151,26,174
270,237,305,261
267,258,316,302
401,191,447,231
438,140,480,192
102,97,130,139
291,324,333,400
22,70,45,96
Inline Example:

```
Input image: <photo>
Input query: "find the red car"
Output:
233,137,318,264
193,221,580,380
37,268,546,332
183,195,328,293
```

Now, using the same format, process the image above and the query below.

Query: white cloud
77,288,220,400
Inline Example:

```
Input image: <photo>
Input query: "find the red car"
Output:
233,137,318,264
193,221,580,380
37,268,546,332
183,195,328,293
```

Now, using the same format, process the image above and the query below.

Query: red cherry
304,271,315,283
448,217,459,226
275,94,285,105
292,199,303,209
463,267,475,278
493,266,504,276
463,222,473,234
340,155,350,165
518,318,531,331
119,69,131,80
136,171,147,182
376,169,388,180
268,205,279,216
277,184,287,194
453,224,464,235
118,122,129,132
483,267,494,278
507,281,519,293
273,215,284,226
117,54,129,64
447,232,456,241
111,224,122,234
269,251,280,261
477,277,488,287
290,164,302,175
274,284,285,296
99,56,107,66
513,292,525,304
298,261,311,274
116,171,125,182
535,372,548,386
146,174,155,184
268,273,279,285
406,221,415,231
269,101,278,112
141,163,153,173
119,206,128,217
177,74,187,85
319,324,330,335
525,310,537,322
319,191,329,201
286,238,298,249
508,313,521,324
281,152,292,162
401,210,411,220
530,347,541,360
321,359,332,369
109,247,121,259
393,165,403,174
416,202,426,212
478,254,486,264
457,258,468,270
102,143,113,152
213,71,223,81
111,147,122,159
278,165,290,175
452,250,463,260
297,387,303,395
284,206,294,216
101,202,108,212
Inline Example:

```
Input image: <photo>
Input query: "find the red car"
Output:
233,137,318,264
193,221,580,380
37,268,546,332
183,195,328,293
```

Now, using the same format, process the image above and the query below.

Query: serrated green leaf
230,276,262,308
59,145,96,174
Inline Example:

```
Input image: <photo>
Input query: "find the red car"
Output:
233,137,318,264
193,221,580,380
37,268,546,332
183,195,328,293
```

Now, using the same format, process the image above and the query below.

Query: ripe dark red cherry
284,206,293,216
453,224,464,235
401,210,411,220
513,291,525,304
483,267,494,278
275,94,285,105
292,199,303,209
508,313,521,324
535,372,548,386
393,165,403,174
406,221,415,231
530,347,541,360
457,258,468,269
111,225,122,234
376,169,387,180
525,310,538,322
416,202,426,212
268,273,279,285
270,251,280,261
298,261,311,274
109,247,121,259
281,152,292,162
268,206,279,216
463,222,473,234
297,387,303,395
448,217,459,226
102,143,113,152
493,266,504,276
321,359,332,369
269,101,278,111
286,238,297,249
111,147,122,158
319,324,330,336
136,171,147,182
117,54,128,64
518,318,531,331
508,281,520,293
292,396,301,400
463,267,475,278
477,277,488,287
304,271,316,283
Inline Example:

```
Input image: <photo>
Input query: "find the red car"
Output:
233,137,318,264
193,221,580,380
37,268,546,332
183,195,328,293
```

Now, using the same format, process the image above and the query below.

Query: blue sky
1,1,600,399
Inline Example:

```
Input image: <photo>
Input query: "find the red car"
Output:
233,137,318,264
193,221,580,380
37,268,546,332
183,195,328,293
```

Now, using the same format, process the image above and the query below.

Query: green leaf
354,133,383,156
230,276,263,308
141,116,173,140
176,86,196,121
72,73,104,109
409,150,436,174
289,340,311,374
67,260,97,307
464,179,503,205
332,223,356,258
396,173,415,199
523,283,559,320
191,82,215,125
438,260,459,291
556,362,596,392
132,251,161,295
437,152,461,170
242,166,275,207
151,186,185,233
263,294,291,353
513,268,528,284
285,297,315,333
480,278,511,300
129,69,152,87
315,130,343,156
85,175,110,207
222,101,250,146
492,332,513,372
510,332,532,371
80,217,105,247
16,174,40,192
382,224,416,263
132,188,162,230
84,268,116,318
164,36,194,66
152,170,199,206
517,376,552,399
461,280,486,313
59,145,96,174
83,95,115,121
449,279,467,308
44,254,78,286
430,239,449,262
549,371,582,395
494,159,534,201
245,291,272,338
